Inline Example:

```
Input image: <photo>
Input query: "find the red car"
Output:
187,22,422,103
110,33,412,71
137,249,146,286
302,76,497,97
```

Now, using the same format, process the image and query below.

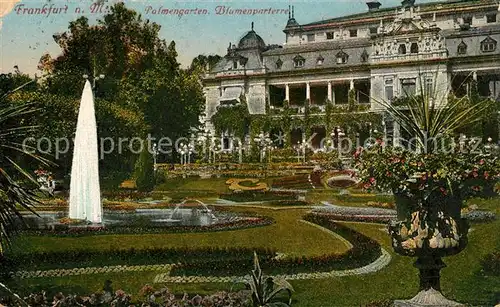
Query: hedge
0,246,277,273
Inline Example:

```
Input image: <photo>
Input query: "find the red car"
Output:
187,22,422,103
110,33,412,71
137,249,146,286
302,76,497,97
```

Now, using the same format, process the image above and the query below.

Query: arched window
276,58,283,69
410,42,419,54
361,49,369,63
293,55,305,68
316,55,324,65
457,41,467,55
336,51,349,64
398,44,407,55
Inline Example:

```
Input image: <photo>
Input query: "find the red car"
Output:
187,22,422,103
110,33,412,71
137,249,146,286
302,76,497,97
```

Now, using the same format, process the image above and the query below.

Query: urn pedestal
390,196,469,306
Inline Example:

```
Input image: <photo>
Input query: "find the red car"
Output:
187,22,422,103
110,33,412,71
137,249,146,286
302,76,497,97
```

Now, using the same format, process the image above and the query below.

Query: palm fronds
376,72,494,152
0,80,51,254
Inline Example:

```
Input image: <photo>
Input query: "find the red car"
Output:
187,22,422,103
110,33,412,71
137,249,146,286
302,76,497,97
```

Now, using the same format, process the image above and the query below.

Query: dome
238,28,266,50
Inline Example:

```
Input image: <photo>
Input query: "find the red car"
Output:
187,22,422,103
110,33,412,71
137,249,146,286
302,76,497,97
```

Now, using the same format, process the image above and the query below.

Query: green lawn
4,196,498,306
10,208,349,259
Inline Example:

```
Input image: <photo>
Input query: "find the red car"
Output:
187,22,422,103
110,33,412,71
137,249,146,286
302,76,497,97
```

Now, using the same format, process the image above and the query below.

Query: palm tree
378,72,493,153
0,78,51,254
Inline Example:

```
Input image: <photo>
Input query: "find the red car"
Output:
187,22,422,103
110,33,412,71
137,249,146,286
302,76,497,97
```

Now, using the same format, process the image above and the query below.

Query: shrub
134,146,155,192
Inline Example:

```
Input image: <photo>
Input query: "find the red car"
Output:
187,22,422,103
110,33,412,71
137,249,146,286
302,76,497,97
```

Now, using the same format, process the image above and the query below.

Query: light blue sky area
1,0,436,75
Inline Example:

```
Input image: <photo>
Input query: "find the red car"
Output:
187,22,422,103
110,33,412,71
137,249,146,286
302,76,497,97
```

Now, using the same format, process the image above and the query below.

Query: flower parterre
355,142,500,203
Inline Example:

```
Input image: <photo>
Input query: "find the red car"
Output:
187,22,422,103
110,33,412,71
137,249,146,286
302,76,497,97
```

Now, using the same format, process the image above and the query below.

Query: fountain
164,199,217,222
68,80,102,224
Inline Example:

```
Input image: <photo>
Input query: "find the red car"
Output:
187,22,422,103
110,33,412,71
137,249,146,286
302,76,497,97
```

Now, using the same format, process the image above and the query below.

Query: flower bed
170,213,382,277
226,178,269,191
0,285,252,307
271,174,313,190
219,190,298,202
1,246,277,272
366,201,396,210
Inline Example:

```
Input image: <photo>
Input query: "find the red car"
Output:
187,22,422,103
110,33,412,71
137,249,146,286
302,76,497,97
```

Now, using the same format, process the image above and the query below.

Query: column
327,81,332,102
285,83,290,101
332,83,336,105
472,71,477,81
306,82,311,100
350,79,355,90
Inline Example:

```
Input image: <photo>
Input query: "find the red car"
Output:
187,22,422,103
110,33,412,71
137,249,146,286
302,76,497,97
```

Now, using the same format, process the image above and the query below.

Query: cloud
0,0,21,18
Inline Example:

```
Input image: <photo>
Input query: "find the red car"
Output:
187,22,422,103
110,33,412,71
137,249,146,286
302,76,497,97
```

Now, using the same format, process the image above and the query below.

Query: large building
202,0,500,150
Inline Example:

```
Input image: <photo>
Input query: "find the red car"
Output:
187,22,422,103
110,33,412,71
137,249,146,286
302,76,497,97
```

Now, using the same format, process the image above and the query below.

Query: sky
0,0,436,76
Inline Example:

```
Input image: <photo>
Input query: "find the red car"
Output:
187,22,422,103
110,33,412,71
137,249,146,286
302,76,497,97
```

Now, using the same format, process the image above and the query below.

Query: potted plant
355,79,499,304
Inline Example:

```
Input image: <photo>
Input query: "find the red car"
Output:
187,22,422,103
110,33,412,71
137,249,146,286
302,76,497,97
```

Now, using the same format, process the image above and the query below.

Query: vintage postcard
0,0,499,306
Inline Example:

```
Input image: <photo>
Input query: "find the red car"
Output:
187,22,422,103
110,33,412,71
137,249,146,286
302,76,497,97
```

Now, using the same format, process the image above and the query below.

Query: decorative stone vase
389,193,469,306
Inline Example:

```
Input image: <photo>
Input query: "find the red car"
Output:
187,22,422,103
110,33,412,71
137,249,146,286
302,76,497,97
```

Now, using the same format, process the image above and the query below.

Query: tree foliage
134,146,155,192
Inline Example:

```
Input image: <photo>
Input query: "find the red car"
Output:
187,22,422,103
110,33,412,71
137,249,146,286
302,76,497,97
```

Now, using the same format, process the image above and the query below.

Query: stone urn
389,193,469,306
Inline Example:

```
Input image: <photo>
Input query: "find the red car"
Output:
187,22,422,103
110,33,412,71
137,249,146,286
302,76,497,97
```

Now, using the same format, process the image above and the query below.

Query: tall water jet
69,80,102,223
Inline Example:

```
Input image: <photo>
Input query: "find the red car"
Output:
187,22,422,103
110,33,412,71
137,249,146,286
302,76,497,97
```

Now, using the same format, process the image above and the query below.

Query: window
401,78,416,97
316,55,324,65
326,32,334,40
463,15,472,25
424,78,434,97
410,42,419,54
370,27,378,35
307,34,315,42
293,55,305,68
481,36,497,53
336,51,349,64
276,58,283,69
486,13,497,23
457,41,467,55
398,44,407,55
361,49,369,63
223,137,231,150
385,79,394,101
349,29,358,37
233,61,238,69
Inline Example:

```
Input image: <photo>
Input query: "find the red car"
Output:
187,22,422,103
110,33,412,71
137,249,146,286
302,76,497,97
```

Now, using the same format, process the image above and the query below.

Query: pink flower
369,177,376,184
484,171,489,179
472,186,481,192
479,159,485,165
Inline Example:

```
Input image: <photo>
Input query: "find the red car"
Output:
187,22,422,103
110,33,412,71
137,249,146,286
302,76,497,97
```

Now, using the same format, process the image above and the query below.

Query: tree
134,146,155,192
189,54,222,74
40,3,205,164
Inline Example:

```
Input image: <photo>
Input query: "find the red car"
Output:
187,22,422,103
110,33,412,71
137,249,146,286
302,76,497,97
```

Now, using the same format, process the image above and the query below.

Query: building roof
299,0,497,30
263,39,370,56
238,23,266,50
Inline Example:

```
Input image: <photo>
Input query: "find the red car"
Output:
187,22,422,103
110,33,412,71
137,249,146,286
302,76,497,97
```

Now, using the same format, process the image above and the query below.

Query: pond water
19,206,242,229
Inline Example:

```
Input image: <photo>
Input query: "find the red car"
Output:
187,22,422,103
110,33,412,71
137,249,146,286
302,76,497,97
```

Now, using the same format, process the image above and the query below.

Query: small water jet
163,199,217,223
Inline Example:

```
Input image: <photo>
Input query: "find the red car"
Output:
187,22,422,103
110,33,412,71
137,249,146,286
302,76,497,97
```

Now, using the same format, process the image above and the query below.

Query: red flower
369,177,376,184
472,186,481,192
479,159,485,165
386,171,392,177
484,171,490,179
472,171,478,178
440,187,447,195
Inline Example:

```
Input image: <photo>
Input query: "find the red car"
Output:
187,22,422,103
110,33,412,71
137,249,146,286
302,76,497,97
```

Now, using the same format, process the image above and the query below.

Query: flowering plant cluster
355,140,500,205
